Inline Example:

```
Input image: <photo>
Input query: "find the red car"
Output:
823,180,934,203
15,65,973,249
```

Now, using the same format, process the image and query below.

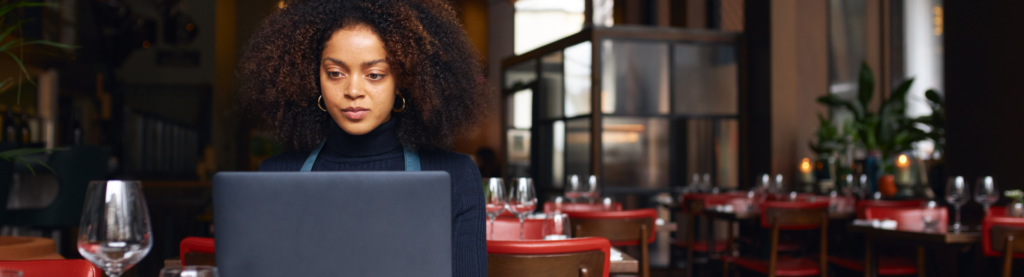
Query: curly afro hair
240,0,488,151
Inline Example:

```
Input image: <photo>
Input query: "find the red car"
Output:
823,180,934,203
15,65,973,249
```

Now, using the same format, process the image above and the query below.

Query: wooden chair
543,201,623,213
564,208,657,277
829,206,946,276
487,237,611,277
0,260,102,277
982,215,1024,277
673,194,734,277
180,236,216,266
726,201,829,277
855,199,926,219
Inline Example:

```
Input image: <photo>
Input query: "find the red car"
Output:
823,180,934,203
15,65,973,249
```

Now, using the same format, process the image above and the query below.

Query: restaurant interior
0,0,1022,276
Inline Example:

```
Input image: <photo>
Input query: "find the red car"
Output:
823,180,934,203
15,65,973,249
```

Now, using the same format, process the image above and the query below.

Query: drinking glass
483,178,507,240
582,175,600,204
542,213,571,240
841,174,855,197
78,180,153,277
921,201,941,232
858,174,869,199
974,176,999,213
0,270,22,277
507,177,537,241
160,266,220,277
770,174,786,200
566,175,582,203
945,176,970,233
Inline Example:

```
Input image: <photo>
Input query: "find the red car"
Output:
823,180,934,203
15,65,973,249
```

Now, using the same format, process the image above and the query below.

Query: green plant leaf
3,52,35,86
22,40,77,49
14,158,35,176
858,61,875,109
888,78,915,106
23,156,55,174
925,89,944,107
817,95,863,120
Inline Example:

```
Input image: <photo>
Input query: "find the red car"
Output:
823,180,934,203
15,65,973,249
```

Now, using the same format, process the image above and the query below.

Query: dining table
609,246,638,274
847,222,981,277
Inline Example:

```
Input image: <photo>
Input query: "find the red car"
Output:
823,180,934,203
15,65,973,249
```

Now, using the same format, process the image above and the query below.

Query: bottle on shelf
5,105,18,146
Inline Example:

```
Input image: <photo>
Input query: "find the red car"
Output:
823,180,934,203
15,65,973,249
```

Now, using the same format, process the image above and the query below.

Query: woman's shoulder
257,150,312,171
419,148,481,182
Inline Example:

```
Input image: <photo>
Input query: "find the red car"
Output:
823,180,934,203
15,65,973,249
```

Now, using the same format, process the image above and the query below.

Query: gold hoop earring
317,95,327,112
393,93,406,112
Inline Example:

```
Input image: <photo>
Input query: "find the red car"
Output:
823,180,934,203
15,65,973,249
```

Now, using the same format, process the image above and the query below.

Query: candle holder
893,151,928,198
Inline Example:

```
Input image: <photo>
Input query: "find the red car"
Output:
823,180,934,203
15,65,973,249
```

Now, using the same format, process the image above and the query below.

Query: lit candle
800,158,814,184
896,154,912,185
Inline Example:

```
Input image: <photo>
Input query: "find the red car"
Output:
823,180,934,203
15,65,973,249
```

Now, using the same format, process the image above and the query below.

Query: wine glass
975,176,999,214
857,174,869,199
78,180,153,277
945,176,970,233
582,175,600,204
160,266,219,277
770,174,786,200
507,177,537,241
921,200,941,233
542,213,571,240
483,178,506,240
566,175,582,203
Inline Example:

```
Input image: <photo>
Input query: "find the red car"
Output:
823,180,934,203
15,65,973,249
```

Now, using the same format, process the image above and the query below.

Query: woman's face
320,24,396,135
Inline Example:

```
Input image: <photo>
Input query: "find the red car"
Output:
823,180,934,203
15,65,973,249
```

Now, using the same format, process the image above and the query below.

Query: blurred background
0,0,1021,276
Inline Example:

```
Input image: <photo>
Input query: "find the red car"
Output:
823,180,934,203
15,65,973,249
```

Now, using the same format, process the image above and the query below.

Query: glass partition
673,43,739,115
601,40,670,115
602,117,670,188
564,41,592,117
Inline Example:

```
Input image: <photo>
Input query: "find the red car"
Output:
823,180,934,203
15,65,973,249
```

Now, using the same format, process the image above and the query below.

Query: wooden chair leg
864,234,872,277
1004,236,1015,277
917,246,925,277
641,224,650,277
768,222,779,277
820,213,828,277
579,267,589,277
686,214,695,277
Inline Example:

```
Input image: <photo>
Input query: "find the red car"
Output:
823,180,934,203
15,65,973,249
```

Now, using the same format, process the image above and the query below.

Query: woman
239,0,488,275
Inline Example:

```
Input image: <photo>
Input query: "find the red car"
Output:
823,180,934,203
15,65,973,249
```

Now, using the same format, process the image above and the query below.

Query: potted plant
815,62,931,197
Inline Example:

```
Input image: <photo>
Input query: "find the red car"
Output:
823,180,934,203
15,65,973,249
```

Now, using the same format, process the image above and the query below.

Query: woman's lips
341,107,369,120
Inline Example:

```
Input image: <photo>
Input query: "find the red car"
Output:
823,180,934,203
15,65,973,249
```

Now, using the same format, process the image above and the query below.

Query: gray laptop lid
213,171,451,277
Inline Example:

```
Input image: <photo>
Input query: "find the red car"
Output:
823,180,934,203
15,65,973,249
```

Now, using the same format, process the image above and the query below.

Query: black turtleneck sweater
258,119,486,276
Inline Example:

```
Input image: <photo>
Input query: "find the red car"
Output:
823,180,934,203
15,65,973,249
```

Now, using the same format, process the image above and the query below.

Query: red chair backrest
983,216,1024,258
990,206,1007,217
180,237,216,266
864,206,948,232
856,199,926,219
543,202,623,213
488,217,548,240
0,260,102,277
487,237,612,277
564,209,658,246
760,201,829,230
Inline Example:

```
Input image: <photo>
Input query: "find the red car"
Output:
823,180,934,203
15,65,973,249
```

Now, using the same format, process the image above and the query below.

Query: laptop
212,171,452,277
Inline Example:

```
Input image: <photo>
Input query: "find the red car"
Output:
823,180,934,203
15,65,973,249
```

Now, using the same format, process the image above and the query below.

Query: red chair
990,206,1007,217
180,237,216,266
487,217,548,240
726,201,829,277
982,215,1024,277
673,193,738,277
0,260,102,277
856,200,926,219
829,206,947,276
565,208,658,277
487,237,611,277
543,201,623,213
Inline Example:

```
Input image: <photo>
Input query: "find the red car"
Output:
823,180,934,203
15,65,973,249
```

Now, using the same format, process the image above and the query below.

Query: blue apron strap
403,144,421,171
300,139,327,172
300,138,420,172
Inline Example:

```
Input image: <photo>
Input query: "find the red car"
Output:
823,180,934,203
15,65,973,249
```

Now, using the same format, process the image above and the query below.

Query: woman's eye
368,73,384,80
327,72,342,78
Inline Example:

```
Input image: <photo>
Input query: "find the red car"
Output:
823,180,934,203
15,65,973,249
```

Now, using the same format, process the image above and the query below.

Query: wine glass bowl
565,175,582,203
974,176,999,213
483,178,507,240
77,180,152,277
582,175,600,204
507,178,537,241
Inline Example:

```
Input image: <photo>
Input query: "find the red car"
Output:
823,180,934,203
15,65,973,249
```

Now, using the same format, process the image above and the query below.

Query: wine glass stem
518,216,525,241
489,216,496,240
955,205,962,227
